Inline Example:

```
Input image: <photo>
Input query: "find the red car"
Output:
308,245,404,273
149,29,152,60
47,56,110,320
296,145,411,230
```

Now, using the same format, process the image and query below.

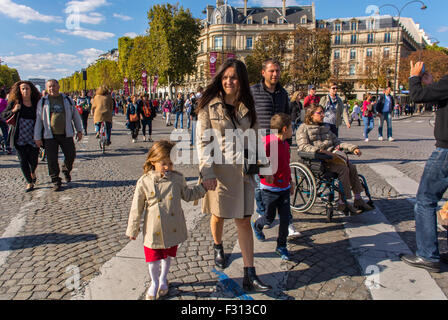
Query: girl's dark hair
8,81,41,106
0,89,6,99
197,59,257,128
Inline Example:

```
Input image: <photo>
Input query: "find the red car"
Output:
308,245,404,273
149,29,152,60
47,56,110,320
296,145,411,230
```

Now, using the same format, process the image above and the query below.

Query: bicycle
98,122,107,154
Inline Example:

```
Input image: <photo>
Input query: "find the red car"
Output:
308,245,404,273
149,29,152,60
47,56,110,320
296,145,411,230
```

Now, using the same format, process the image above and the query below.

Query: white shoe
132,139,136,143
288,225,302,237
388,137,395,142
365,138,369,142
143,136,147,141
378,137,384,141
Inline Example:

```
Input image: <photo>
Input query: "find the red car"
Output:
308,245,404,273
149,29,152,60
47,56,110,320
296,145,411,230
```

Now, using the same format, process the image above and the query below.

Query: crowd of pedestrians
1,56,446,301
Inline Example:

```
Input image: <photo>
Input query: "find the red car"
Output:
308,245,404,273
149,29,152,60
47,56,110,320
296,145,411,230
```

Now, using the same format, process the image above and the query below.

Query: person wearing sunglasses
296,104,373,214
319,82,350,137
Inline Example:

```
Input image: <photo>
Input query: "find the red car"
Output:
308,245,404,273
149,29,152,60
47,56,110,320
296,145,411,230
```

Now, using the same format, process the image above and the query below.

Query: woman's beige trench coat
126,171,206,249
197,97,267,219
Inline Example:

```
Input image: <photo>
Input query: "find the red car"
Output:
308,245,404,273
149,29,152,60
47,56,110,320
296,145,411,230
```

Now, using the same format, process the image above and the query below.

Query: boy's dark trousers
44,134,76,185
254,189,291,248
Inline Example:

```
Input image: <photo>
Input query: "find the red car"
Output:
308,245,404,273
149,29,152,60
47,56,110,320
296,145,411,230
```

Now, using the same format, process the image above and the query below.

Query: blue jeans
254,189,291,248
254,175,266,216
187,113,191,129
414,148,448,262
362,116,374,138
378,112,393,138
190,120,196,146
95,122,112,143
174,112,183,129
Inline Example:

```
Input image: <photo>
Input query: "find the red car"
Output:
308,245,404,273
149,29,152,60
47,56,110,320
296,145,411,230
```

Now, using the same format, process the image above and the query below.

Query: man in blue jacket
375,86,395,141
399,61,448,273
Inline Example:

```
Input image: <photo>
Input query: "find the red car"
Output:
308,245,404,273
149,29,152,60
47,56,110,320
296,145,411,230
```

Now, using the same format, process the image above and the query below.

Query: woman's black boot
242,267,272,292
214,243,226,269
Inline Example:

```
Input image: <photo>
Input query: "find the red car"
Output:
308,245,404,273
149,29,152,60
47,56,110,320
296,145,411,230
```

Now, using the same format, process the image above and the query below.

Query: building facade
28,78,46,92
181,0,429,100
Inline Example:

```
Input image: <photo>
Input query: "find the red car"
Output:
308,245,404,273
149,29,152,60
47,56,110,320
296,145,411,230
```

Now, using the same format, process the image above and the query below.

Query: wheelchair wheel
290,162,317,213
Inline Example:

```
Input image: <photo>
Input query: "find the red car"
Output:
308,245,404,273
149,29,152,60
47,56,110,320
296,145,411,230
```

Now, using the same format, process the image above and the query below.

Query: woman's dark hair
0,89,6,99
197,59,257,128
305,104,324,125
8,81,41,106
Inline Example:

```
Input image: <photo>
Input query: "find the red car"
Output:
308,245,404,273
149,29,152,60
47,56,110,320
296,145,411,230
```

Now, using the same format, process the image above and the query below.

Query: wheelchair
290,151,374,222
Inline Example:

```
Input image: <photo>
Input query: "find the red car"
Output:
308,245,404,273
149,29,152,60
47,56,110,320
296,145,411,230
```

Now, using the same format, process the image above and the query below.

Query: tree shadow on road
0,233,98,251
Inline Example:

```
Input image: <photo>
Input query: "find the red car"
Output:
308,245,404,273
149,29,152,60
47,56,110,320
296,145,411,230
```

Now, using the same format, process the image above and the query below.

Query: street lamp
379,1,427,101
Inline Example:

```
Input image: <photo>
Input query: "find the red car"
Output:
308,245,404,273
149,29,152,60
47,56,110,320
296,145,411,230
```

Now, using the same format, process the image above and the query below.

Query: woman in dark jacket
126,95,142,143
1,81,41,192
290,91,304,133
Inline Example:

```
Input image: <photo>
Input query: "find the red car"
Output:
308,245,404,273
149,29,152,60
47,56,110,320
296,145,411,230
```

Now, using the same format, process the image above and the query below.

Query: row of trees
60,3,201,95
0,65,21,90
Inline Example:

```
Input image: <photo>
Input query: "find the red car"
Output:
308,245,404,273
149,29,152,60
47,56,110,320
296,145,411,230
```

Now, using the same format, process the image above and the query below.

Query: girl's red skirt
144,246,178,263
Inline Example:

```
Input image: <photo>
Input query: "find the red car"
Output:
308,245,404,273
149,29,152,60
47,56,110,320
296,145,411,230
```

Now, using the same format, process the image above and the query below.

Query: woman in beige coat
196,59,272,292
126,141,207,300
91,86,114,145
296,104,373,214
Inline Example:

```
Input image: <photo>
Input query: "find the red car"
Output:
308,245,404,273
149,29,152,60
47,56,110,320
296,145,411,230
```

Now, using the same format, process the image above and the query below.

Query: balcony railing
333,39,396,46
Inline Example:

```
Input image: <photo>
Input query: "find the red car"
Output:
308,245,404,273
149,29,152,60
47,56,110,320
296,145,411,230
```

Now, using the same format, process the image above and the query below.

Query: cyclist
91,86,114,146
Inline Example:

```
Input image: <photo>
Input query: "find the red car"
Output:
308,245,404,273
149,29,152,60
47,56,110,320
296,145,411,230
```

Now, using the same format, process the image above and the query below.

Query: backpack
142,102,151,118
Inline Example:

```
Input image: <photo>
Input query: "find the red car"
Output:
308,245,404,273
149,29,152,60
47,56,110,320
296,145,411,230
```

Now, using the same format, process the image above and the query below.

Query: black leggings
15,144,39,184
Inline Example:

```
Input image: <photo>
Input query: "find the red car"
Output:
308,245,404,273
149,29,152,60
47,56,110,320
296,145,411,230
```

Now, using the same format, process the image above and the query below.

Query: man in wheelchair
296,104,373,215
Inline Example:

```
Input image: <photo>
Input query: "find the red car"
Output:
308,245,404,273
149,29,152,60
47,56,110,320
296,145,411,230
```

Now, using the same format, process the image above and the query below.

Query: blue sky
1,0,446,81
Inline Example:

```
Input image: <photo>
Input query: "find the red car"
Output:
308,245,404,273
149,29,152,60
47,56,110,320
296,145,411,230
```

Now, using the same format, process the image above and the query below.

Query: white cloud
78,12,105,25
113,13,133,21
56,27,115,41
22,34,64,45
65,0,110,13
123,32,138,38
3,53,82,79
0,0,63,24
438,26,448,33
77,48,105,64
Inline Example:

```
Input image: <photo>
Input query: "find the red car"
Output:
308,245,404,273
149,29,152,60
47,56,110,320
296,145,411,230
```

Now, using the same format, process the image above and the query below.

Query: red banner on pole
210,52,218,78
124,78,129,96
152,76,159,93
142,71,148,92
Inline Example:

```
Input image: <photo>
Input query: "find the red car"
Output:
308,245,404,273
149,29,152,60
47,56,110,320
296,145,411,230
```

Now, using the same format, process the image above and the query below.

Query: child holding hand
126,140,207,300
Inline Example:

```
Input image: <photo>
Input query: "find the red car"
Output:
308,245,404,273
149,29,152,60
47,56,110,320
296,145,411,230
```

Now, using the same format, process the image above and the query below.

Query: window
367,33,374,44
367,19,375,30
262,17,268,25
366,48,373,58
335,23,341,31
301,17,307,24
319,23,325,29
278,18,284,24
351,21,357,31
246,36,253,50
200,41,204,53
349,64,356,75
384,47,390,58
247,17,253,24
350,49,356,60
384,33,391,43
351,34,357,44
214,36,223,49
334,50,340,59
334,35,341,45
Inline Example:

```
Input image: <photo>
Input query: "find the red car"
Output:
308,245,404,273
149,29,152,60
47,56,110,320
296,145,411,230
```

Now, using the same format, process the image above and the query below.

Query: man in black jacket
375,86,395,141
399,61,448,273
250,59,300,237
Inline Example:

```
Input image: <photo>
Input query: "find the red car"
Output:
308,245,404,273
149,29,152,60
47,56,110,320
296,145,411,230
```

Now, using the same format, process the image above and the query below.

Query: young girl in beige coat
126,141,207,300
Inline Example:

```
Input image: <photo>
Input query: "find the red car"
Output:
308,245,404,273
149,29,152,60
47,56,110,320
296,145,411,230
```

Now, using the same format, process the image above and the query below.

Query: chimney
283,0,286,18
244,0,247,16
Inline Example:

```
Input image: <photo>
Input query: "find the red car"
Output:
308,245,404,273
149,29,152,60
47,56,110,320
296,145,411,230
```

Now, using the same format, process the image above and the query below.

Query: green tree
361,52,394,95
244,32,290,85
118,37,135,79
290,27,332,89
0,65,21,89
147,3,200,96
127,36,151,87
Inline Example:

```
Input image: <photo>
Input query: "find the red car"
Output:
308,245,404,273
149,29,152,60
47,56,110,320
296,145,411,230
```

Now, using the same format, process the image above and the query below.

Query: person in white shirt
350,103,361,126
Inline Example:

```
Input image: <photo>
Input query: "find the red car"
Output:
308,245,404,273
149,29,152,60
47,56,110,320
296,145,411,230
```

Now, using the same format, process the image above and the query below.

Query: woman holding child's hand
195,59,272,293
